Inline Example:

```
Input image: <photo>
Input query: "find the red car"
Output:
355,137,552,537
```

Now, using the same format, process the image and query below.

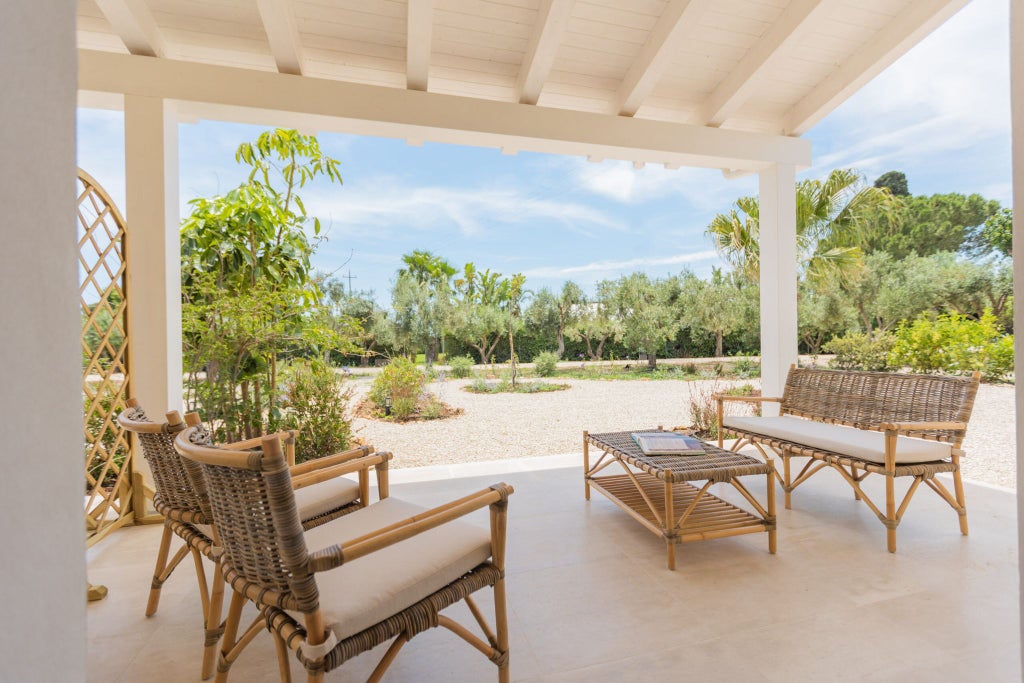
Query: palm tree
707,169,894,284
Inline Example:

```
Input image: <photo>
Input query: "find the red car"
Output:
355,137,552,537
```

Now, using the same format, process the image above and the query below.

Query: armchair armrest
291,452,392,491
222,430,299,451
881,421,968,433
289,445,375,477
712,394,782,403
306,483,514,573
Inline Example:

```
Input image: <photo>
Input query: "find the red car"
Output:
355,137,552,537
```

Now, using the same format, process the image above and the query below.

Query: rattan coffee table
584,428,777,570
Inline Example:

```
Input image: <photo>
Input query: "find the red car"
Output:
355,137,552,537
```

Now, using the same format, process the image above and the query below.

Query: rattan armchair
174,428,513,683
119,400,392,679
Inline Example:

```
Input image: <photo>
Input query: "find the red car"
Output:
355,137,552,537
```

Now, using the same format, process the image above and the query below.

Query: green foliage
369,356,427,420
889,311,1013,381
873,171,909,197
824,331,895,371
609,273,678,368
278,360,353,463
464,378,569,394
731,358,760,378
571,279,622,360
861,193,1002,259
798,276,857,354
707,169,893,284
981,208,1013,257
449,355,475,378
678,269,750,357
180,129,348,441
534,351,560,377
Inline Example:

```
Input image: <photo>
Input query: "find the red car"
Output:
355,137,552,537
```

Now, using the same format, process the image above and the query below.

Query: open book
630,431,705,456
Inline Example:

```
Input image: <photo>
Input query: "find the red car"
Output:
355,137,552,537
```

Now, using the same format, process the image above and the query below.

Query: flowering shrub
889,311,1013,381
824,331,894,371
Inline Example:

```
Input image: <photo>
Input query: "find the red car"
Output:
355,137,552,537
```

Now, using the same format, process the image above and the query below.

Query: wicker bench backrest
175,427,318,612
780,368,980,444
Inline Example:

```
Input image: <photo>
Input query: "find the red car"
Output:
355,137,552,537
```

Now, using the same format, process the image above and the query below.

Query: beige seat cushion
723,415,952,465
297,497,493,642
294,476,361,521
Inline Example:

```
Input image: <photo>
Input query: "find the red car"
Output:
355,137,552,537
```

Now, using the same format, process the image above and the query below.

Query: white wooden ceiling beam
696,0,829,127
613,0,715,116
79,50,811,171
256,0,305,76
94,0,167,58
783,0,971,135
517,0,575,105
407,0,434,91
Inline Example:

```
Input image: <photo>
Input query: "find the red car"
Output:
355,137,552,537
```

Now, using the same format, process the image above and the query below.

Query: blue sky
77,0,1010,305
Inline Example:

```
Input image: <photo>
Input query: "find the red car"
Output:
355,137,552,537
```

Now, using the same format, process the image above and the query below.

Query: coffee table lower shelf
590,473,773,562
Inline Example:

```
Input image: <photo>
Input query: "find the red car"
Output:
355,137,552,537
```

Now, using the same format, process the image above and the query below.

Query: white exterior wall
1012,0,1024,671
758,163,799,415
0,1,86,681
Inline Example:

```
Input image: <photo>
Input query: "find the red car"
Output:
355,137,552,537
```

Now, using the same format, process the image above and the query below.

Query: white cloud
304,178,625,239
569,158,757,211
809,0,1008,182
522,251,719,279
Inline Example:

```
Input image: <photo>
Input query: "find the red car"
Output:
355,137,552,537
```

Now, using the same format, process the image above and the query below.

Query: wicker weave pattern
199,458,303,609
781,368,978,443
120,406,209,524
587,430,771,483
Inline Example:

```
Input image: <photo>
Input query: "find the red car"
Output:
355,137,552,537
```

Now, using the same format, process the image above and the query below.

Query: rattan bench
715,366,981,553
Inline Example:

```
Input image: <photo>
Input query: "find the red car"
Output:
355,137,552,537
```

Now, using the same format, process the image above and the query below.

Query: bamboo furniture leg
664,476,676,570
766,461,777,554
583,431,590,501
146,521,175,616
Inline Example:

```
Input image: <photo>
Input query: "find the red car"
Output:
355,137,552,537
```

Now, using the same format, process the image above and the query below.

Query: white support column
0,1,85,681
124,96,182,416
758,163,798,416
1010,0,1024,671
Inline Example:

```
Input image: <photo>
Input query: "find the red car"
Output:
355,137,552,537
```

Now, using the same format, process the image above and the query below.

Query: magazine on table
630,431,705,456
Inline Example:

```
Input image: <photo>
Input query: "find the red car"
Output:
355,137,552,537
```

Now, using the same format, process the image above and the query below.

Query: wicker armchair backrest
174,428,319,612
118,402,208,521
781,368,980,444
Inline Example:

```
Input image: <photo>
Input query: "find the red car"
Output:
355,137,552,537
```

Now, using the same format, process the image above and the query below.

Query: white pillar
1011,0,1024,671
0,1,85,681
758,163,798,416
124,96,182,416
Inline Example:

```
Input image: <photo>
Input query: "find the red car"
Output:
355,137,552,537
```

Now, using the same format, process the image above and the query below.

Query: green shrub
449,355,475,379
824,331,894,371
279,360,353,463
731,358,760,378
889,311,1013,381
420,394,446,419
369,356,427,420
534,351,559,377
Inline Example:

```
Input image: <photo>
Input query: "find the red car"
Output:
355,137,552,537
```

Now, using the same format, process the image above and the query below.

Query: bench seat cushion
297,497,493,642
722,415,952,465
294,476,360,521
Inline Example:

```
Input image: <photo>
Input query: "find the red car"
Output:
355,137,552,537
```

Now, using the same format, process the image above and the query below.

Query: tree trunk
425,339,438,367
240,380,253,440
715,331,724,358
594,335,608,361
556,328,565,358
647,351,657,369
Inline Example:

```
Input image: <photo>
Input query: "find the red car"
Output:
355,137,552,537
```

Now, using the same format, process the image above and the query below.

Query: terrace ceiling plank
407,0,435,91
695,0,830,127
78,49,811,171
613,0,715,117
783,0,971,135
517,0,576,105
256,0,305,76
93,0,167,58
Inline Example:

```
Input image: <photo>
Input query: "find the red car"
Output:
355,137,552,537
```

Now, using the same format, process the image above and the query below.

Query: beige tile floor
87,452,1020,682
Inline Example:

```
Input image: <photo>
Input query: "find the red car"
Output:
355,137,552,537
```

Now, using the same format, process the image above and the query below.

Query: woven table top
586,429,772,483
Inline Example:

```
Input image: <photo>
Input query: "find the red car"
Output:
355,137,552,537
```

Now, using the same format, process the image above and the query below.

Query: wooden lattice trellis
79,169,135,546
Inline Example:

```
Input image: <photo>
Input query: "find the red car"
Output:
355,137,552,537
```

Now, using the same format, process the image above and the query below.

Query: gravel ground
349,378,1018,489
